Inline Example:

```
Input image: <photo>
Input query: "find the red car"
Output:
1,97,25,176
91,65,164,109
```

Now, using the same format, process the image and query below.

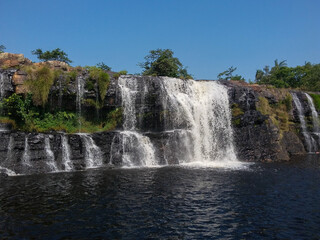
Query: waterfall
61,135,73,171
160,77,237,164
305,93,319,133
44,136,58,172
118,76,238,167
118,76,157,167
22,136,31,167
76,75,85,132
0,72,4,100
0,135,17,176
79,134,103,168
120,131,157,167
291,93,317,152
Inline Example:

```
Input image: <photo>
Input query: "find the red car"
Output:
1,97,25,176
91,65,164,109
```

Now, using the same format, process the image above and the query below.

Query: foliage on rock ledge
23,66,55,107
0,93,122,133
256,94,293,134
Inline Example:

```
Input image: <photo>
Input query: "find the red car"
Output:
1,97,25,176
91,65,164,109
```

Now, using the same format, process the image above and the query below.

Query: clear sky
1,0,319,80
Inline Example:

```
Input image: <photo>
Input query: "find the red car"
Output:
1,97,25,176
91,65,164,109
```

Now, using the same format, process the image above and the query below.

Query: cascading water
44,136,58,172
61,135,73,171
118,76,157,167
0,135,17,176
118,76,239,167
22,136,31,167
0,72,4,100
79,134,103,168
76,75,85,132
291,92,317,152
305,93,319,133
160,77,237,165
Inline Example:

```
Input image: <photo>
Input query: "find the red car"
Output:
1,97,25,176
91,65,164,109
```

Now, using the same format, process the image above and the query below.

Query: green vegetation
139,49,192,79
218,66,245,81
113,70,128,79
97,62,111,71
231,104,244,126
256,96,291,134
231,103,244,117
31,48,72,64
1,92,123,133
24,66,55,107
309,93,320,111
255,60,320,91
87,66,110,101
0,45,5,53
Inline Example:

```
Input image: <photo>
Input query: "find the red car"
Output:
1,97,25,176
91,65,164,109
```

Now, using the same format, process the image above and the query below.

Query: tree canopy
31,48,72,64
217,66,245,81
255,60,320,91
0,45,6,53
139,49,192,79
96,62,111,71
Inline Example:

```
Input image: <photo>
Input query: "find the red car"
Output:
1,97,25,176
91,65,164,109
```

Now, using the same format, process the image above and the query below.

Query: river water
0,156,320,239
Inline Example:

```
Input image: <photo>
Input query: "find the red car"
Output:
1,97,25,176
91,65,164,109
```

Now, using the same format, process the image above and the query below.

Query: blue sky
1,0,319,80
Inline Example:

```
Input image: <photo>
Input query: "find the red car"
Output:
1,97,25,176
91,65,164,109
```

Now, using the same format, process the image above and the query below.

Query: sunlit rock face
0,63,314,175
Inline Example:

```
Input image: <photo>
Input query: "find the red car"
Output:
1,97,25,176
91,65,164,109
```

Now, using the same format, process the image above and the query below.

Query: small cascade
0,72,4,100
44,136,58,172
22,136,31,167
61,135,73,171
118,76,158,167
76,75,85,131
120,131,157,167
291,92,317,152
0,135,16,175
58,76,63,110
305,93,320,133
79,134,103,168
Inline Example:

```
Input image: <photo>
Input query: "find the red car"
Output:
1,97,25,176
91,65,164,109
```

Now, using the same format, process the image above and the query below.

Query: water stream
79,134,103,168
291,92,317,152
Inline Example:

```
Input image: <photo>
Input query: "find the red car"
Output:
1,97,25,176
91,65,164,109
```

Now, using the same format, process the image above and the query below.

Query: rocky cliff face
222,81,306,162
0,53,317,176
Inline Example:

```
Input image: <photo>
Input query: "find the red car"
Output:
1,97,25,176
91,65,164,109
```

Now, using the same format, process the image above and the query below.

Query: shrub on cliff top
0,45,6,53
31,48,72,64
139,49,192,78
24,66,55,107
87,66,110,101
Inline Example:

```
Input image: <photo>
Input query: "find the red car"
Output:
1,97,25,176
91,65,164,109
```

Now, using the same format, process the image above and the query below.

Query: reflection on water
0,156,320,239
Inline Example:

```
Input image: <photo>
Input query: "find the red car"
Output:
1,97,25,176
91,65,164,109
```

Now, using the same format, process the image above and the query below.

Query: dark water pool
1,156,320,239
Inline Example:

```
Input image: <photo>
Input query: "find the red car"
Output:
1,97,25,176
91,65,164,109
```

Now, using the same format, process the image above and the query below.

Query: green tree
0,45,6,53
139,49,192,78
31,48,72,64
217,66,245,81
97,62,111,71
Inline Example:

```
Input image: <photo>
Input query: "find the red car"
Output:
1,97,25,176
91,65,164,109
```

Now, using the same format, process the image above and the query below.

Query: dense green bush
309,94,320,111
87,66,110,101
24,66,55,107
139,49,192,78
31,48,72,64
255,60,320,91
1,93,36,126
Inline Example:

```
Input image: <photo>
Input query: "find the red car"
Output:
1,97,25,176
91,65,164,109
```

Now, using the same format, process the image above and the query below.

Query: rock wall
0,54,317,169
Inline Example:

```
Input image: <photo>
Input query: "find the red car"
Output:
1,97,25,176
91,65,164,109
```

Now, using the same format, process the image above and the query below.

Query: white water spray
22,136,31,167
118,76,158,167
44,136,58,171
118,76,239,167
160,78,238,164
79,134,103,168
61,135,73,171
76,75,85,132
292,92,317,152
